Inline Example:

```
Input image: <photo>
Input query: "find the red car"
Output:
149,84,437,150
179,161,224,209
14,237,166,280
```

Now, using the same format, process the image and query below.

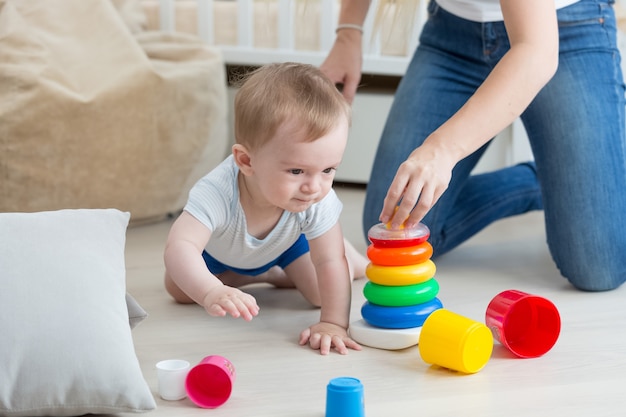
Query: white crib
151,0,425,76
144,0,532,183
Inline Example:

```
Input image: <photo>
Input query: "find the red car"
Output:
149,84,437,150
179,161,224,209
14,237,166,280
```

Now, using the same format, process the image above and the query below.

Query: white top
436,0,580,22
184,155,343,269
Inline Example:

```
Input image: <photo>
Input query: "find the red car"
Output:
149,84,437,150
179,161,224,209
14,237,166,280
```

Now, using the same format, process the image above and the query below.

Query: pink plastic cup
485,290,561,358
185,355,235,408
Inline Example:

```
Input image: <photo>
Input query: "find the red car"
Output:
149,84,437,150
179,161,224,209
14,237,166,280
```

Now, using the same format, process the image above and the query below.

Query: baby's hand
299,322,362,355
202,285,259,321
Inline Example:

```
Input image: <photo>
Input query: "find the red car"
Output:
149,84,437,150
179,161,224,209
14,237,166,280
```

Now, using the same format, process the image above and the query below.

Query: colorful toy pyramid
349,222,443,350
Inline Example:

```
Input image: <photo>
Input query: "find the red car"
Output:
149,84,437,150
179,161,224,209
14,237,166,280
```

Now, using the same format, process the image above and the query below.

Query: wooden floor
122,185,626,417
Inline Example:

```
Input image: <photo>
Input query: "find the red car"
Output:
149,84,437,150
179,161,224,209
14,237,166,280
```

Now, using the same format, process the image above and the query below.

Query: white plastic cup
156,359,191,401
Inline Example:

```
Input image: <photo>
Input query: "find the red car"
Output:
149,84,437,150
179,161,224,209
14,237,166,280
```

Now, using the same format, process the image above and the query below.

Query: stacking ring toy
349,319,422,350
361,298,443,329
363,279,439,307
367,241,433,266
366,260,436,286
367,222,430,248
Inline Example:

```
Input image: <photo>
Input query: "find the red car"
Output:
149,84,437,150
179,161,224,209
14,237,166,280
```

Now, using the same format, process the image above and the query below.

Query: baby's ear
232,144,253,175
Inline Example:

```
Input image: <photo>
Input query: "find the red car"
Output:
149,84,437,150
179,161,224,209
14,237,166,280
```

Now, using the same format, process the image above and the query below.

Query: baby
164,62,366,355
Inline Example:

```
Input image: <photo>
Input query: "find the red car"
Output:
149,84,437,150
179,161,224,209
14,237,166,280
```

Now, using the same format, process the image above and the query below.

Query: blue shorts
202,234,309,276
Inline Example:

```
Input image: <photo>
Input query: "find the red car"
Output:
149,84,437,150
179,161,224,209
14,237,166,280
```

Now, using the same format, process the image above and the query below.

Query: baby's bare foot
262,266,295,288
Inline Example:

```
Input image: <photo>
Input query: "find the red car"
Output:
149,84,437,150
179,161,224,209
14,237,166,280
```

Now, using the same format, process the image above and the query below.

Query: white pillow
0,209,156,416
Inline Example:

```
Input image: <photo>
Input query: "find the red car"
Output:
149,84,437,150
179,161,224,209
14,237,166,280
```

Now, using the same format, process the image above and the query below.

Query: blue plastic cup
325,377,365,417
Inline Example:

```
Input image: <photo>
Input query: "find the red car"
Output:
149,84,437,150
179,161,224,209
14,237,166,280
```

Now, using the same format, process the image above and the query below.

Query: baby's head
233,62,351,150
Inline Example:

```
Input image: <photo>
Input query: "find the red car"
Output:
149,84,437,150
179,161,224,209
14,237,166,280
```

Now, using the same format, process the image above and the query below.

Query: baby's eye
289,169,303,175
323,167,336,174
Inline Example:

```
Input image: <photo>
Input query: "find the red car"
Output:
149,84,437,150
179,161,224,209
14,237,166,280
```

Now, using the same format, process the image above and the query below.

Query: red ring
367,223,430,248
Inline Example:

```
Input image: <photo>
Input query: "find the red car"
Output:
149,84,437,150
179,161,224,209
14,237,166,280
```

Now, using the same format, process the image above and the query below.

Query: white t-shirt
436,0,580,22
184,155,343,269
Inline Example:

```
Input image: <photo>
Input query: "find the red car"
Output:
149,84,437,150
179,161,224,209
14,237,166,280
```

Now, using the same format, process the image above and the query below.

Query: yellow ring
366,260,436,286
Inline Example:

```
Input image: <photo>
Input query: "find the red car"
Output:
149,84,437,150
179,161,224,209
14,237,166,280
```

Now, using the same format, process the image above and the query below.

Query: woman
322,0,626,291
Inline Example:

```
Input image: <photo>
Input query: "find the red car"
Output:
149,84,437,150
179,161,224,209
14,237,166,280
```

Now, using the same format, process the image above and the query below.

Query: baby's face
249,117,349,213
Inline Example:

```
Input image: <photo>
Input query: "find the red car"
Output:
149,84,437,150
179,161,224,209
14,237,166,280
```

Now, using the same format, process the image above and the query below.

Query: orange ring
367,241,433,266
366,260,436,286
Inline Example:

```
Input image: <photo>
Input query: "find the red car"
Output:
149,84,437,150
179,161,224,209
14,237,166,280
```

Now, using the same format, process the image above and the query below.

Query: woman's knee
556,257,625,292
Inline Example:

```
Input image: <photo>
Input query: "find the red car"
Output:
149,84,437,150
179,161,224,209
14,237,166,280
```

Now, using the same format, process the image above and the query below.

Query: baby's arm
164,211,259,321
298,223,361,355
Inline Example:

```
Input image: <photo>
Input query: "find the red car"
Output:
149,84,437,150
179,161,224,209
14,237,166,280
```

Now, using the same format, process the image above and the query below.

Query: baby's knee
303,293,322,308
164,273,195,303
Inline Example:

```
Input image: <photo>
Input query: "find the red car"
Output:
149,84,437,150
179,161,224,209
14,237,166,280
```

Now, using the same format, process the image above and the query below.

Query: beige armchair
0,0,229,224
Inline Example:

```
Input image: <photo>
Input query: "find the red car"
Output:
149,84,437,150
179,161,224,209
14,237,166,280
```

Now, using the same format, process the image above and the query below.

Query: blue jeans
363,0,626,291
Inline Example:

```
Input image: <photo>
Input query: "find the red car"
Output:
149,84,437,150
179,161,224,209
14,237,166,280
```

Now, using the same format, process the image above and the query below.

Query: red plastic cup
185,355,235,408
485,290,561,358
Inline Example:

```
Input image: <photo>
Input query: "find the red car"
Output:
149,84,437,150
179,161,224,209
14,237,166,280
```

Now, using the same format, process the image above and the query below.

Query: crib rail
156,0,426,76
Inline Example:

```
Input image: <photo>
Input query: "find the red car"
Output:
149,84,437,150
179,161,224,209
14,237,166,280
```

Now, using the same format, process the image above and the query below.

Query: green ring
363,279,440,307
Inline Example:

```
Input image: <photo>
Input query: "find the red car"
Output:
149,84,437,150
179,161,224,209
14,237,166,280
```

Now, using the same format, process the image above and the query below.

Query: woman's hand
320,29,363,104
380,143,457,229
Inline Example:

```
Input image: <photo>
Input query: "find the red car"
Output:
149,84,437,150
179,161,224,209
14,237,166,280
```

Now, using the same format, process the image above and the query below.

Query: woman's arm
319,0,371,103
383,0,559,228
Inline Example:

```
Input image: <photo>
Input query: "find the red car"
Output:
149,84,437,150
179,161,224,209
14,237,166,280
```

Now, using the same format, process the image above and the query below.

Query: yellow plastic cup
418,309,493,374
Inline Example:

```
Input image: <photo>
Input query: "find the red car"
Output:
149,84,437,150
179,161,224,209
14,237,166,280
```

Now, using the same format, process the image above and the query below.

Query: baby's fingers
205,303,227,317
343,337,362,352
237,296,260,321
226,296,259,321
319,334,334,355
306,332,323,351
299,328,312,346
207,295,258,321
326,335,361,355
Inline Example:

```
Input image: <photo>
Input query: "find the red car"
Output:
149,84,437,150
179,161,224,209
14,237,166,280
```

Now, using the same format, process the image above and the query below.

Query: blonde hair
233,62,351,150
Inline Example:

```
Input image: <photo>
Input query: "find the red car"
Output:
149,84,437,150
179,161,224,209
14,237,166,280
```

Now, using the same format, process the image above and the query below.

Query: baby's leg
219,267,295,289
344,238,368,279
165,244,364,306
164,268,291,306
283,254,321,307
164,271,195,304
283,241,366,306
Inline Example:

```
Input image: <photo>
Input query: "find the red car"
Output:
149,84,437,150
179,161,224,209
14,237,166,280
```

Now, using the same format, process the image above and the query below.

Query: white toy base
349,319,422,351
